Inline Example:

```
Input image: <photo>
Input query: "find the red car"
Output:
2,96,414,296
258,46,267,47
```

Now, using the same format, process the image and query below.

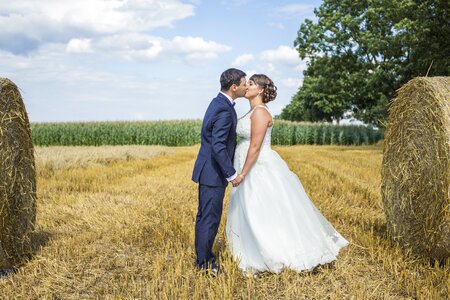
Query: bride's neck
249,96,264,109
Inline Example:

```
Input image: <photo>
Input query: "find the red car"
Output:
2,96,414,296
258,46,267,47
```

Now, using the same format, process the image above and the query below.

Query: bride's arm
239,108,272,179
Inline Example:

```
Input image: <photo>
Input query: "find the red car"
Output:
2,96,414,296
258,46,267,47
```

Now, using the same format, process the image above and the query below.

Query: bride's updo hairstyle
250,74,277,103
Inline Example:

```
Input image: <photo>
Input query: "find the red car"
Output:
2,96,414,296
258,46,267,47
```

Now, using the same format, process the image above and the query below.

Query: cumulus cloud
260,45,301,66
0,0,195,54
232,54,254,67
66,38,93,53
0,1,232,63
95,34,163,61
0,45,125,88
275,4,315,17
280,77,302,88
91,34,231,62
231,46,306,78
168,36,231,60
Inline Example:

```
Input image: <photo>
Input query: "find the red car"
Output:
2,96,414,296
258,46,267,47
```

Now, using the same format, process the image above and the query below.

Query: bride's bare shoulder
250,106,273,127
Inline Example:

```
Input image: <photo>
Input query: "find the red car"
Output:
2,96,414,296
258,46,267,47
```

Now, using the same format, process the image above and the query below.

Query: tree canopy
281,0,450,127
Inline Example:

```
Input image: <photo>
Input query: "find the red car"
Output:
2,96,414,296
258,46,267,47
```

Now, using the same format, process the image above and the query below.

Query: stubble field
0,145,448,299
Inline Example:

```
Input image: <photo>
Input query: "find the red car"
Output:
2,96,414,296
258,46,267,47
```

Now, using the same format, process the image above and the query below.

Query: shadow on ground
1,229,52,279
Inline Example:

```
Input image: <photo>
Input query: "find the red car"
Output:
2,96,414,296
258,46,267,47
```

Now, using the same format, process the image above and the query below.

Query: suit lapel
216,93,237,127
216,93,233,108
231,106,237,128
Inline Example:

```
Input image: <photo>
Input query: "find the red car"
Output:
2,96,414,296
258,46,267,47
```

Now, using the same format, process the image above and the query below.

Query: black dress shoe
0,269,14,280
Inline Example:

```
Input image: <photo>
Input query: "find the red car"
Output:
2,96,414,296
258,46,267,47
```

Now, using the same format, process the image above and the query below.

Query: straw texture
0,78,36,268
381,77,450,260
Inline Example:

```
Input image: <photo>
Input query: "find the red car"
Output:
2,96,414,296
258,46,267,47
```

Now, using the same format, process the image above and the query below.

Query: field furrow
0,146,447,299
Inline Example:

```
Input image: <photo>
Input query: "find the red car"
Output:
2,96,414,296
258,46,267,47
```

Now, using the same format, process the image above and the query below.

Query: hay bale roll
0,78,36,269
381,77,450,261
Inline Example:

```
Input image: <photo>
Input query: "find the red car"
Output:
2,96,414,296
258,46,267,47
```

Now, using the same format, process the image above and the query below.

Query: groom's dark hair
220,68,246,91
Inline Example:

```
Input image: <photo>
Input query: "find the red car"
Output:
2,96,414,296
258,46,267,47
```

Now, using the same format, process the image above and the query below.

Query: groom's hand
231,174,245,187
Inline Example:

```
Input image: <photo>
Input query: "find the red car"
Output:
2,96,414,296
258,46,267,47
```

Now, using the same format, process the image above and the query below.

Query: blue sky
0,0,322,122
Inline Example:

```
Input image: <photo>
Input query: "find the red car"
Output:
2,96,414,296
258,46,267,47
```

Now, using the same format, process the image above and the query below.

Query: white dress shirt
220,91,235,106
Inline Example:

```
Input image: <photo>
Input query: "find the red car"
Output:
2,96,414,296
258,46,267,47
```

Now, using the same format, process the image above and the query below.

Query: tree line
280,0,450,127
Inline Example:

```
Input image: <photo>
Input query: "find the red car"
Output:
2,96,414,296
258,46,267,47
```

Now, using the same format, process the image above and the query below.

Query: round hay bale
381,77,450,261
0,78,36,269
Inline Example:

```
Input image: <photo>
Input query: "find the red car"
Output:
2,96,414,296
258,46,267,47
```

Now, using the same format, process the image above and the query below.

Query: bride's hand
236,173,245,185
232,174,245,187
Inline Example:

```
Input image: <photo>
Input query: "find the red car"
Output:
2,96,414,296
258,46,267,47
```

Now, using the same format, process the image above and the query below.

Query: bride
226,74,349,275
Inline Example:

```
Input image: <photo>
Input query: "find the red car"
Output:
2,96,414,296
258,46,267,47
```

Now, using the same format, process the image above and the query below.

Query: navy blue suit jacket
192,93,237,187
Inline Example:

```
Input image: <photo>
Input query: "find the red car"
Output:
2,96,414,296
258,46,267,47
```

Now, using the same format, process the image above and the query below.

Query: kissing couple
192,68,349,276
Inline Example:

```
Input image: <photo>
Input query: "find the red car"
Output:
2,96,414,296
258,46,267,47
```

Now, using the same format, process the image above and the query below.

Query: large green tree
281,54,360,124
282,0,450,127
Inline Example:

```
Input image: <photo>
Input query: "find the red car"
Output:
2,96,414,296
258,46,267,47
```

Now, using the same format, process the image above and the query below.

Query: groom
192,68,247,273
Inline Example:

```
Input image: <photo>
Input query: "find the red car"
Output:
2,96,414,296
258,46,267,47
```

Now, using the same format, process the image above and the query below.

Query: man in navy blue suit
192,68,247,273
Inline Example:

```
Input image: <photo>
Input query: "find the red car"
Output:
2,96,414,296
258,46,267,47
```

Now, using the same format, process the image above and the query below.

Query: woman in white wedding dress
226,74,349,274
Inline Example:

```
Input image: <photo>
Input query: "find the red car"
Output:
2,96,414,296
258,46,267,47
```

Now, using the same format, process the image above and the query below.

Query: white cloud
66,38,93,53
0,0,195,54
232,54,254,67
264,63,276,73
94,34,164,61
295,59,309,73
232,47,307,83
280,77,302,88
260,45,301,66
268,22,285,30
93,34,231,62
276,4,315,17
0,1,231,63
0,45,129,85
221,0,252,6
0,2,312,122
168,36,231,60
242,69,257,78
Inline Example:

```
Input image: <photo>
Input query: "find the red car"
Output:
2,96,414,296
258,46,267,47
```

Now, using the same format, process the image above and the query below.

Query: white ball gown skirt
226,142,349,273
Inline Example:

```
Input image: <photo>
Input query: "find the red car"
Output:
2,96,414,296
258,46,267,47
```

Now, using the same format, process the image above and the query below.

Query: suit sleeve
211,109,236,178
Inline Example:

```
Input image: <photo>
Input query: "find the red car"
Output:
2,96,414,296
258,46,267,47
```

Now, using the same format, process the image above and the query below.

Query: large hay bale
0,78,36,268
381,77,450,261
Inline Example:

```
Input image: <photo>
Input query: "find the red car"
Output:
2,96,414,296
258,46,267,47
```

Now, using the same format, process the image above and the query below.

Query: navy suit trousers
195,184,226,268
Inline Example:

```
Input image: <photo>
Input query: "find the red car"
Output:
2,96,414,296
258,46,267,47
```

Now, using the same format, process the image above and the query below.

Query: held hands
231,173,246,187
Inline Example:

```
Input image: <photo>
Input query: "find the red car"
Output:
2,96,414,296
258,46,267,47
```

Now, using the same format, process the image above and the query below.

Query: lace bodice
236,105,272,147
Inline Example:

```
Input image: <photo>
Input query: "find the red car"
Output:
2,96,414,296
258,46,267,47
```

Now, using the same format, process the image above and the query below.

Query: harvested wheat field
0,145,448,299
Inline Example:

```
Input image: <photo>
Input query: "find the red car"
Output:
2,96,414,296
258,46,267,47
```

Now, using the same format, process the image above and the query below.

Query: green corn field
31,120,383,146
